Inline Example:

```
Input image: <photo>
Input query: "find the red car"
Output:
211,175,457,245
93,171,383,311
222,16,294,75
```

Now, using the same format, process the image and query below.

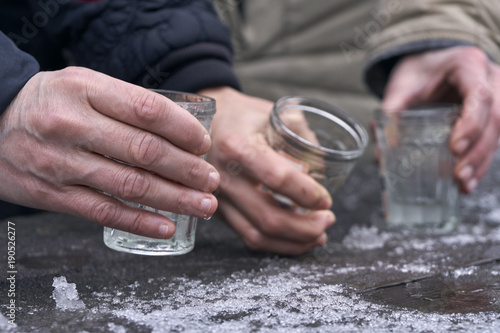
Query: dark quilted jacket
0,0,240,112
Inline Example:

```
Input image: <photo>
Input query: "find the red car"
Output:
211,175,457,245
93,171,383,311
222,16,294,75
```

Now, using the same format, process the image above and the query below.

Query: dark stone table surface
1,152,500,332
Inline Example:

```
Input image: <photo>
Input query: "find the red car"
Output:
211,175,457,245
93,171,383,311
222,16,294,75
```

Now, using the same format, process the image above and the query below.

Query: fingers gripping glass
374,104,461,232
103,90,216,256
265,96,369,211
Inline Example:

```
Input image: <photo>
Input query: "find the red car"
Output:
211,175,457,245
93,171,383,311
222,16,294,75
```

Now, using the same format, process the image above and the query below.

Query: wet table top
1,152,500,333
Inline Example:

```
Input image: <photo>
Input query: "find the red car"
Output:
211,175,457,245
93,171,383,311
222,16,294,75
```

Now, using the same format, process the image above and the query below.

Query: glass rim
375,103,462,122
150,89,216,112
272,96,369,160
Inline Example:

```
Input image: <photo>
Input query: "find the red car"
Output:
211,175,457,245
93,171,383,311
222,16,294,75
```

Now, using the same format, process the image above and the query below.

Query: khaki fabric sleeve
365,0,500,95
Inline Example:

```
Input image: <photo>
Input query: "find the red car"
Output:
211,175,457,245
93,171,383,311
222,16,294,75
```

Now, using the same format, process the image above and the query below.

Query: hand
382,46,500,193
0,67,219,238
199,87,335,255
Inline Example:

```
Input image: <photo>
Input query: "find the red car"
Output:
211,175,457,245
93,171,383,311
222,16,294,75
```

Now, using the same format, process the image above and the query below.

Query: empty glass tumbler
266,96,369,209
103,90,216,255
375,104,461,232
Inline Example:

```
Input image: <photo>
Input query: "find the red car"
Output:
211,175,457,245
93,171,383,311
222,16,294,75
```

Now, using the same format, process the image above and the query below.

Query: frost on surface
52,276,85,311
83,264,500,333
36,173,500,332
15,152,500,332
0,312,15,331
342,226,391,250
485,208,500,224
107,323,127,333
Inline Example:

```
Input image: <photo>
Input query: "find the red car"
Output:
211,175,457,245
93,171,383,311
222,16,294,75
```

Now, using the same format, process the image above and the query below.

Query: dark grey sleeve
0,32,40,113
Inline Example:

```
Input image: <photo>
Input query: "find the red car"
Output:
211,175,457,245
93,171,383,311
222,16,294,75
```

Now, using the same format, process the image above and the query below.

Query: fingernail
467,178,478,192
159,224,170,239
315,197,332,210
202,133,211,152
315,210,335,226
314,187,332,209
315,233,328,247
322,189,333,208
458,165,473,181
454,139,470,154
208,171,220,191
200,197,212,216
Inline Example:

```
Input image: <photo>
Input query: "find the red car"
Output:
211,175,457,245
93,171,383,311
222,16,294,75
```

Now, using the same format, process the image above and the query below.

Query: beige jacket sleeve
366,0,500,95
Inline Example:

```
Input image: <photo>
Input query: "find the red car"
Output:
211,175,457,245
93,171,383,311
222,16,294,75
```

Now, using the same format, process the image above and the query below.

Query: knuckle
129,132,163,167
90,200,120,227
258,211,283,236
119,170,150,202
94,199,145,236
127,214,144,235
261,168,287,190
185,159,205,184
302,219,326,239
459,47,489,65
57,66,92,84
183,122,204,152
310,192,326,208
243,230,266,251
26,178,54,204
34,105,76,139
474,84,493,105
217,133,243,161
132,90,162,124
468,118,482,136
476,141,489,158
50,67,93,97
31,69,91,138
175,190,193,215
